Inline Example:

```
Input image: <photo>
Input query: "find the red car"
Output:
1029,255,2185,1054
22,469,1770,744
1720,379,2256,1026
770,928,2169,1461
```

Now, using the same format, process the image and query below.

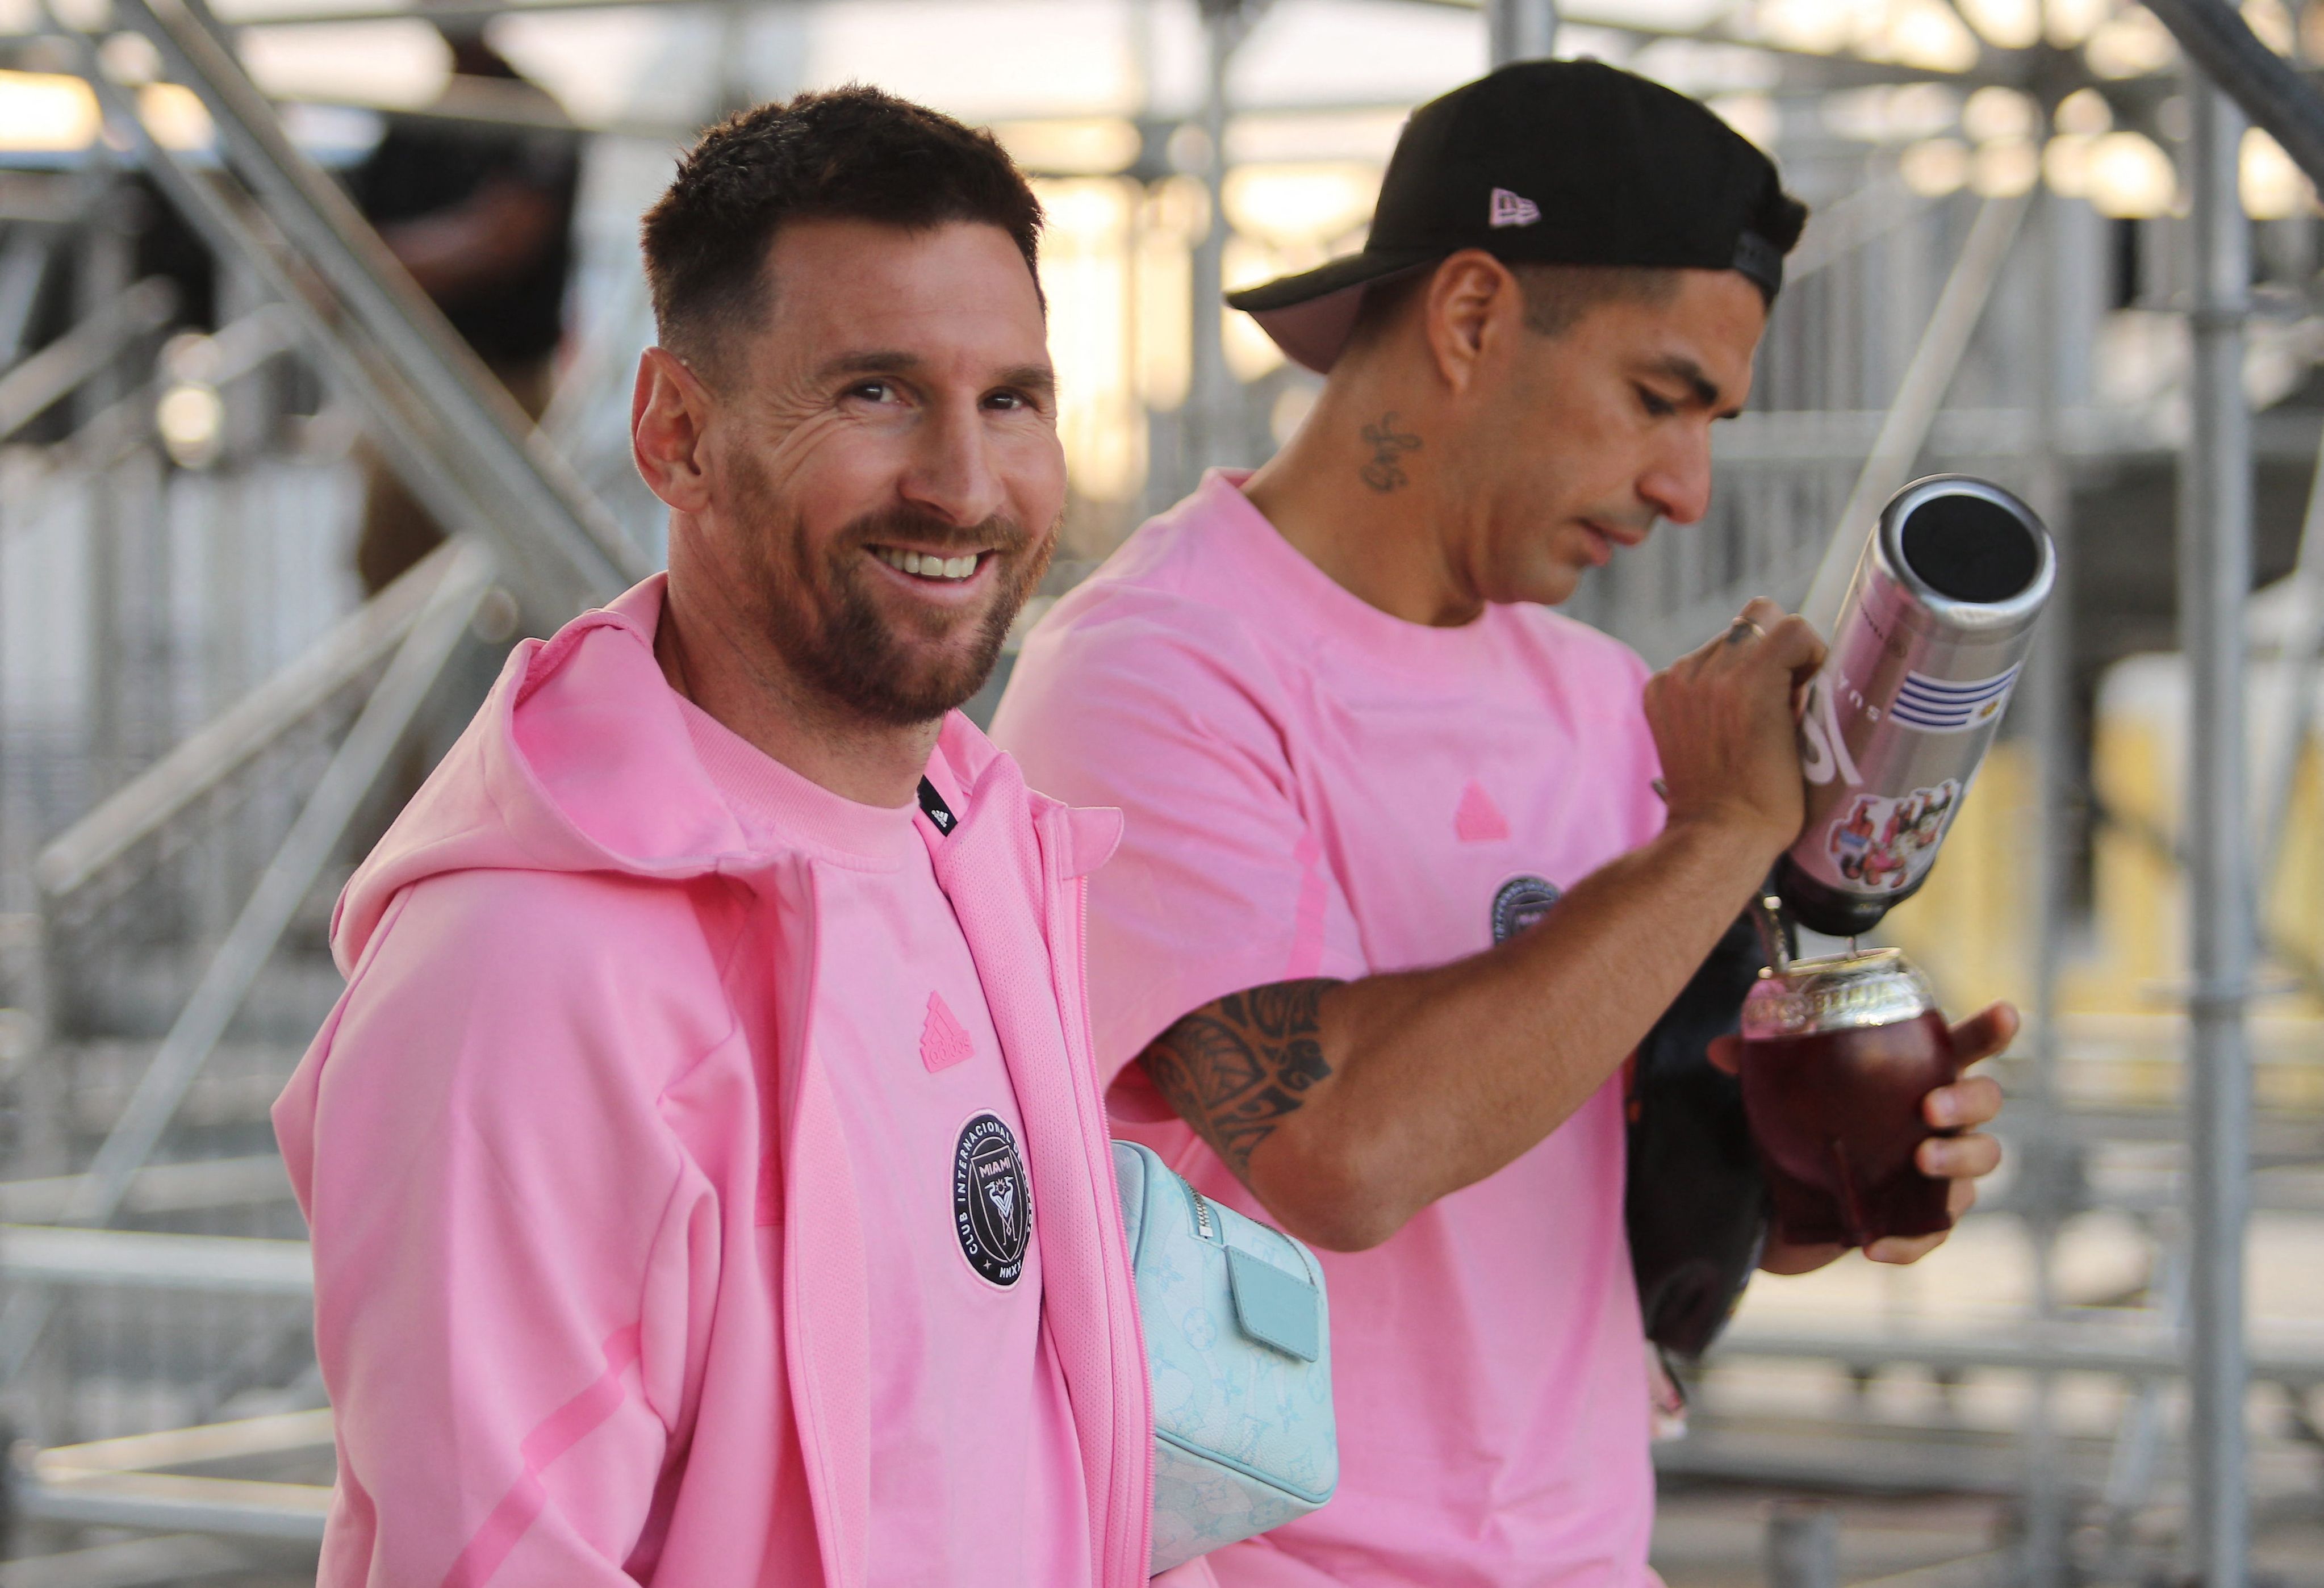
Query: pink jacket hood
278,578,1156,1587
330,576,1119,967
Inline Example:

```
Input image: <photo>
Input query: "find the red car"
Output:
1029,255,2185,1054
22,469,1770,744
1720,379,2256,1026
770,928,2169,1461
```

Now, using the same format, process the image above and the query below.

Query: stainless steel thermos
1777,475,2056,937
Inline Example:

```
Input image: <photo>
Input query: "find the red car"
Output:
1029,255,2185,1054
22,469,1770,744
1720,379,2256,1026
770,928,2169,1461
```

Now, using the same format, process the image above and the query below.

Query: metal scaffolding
0,0,2306,1579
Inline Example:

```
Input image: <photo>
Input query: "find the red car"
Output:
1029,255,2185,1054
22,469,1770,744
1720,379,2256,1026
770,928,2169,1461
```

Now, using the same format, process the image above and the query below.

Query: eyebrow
1642,354,1727,412
818,349,1057,399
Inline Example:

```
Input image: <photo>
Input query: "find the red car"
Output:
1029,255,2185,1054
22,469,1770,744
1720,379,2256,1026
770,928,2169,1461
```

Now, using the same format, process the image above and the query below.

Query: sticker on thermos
1888,663,2021,734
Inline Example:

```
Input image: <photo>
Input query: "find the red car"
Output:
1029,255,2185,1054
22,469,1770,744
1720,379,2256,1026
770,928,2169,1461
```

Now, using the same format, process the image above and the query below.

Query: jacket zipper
1046,818,1151,1588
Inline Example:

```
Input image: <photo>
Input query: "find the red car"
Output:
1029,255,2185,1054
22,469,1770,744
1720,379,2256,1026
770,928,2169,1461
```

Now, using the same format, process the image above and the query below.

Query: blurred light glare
1883,0,1982,70
2043,0,2108,46
1759,0,1854,53
2242,0,2297,53
138,82,213,151
1709,93,1778,151
1825,82,1958,144
990,118,1139,177
1900,136,1971,195
2241,126,2313,218
1972,135,2041,195
238,22,452,110
1029,177,1142,503
97,31,163,87
1958,0,2041,49
2085,8,2179,77
1963,85,2038,143
1221,235,1287,383
2087,130,2178,216
2054,86,2113,136
156,383,224,471
2042,132,2094,196
1223,164,1377,248
0,70,98,152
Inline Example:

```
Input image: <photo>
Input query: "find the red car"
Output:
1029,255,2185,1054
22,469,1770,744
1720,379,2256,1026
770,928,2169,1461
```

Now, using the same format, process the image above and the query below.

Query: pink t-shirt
992,471,1666,1588
679,697,1088,1588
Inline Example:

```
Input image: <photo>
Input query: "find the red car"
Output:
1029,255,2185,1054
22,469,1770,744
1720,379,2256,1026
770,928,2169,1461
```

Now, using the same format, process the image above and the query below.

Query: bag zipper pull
1189,1186,1216,1243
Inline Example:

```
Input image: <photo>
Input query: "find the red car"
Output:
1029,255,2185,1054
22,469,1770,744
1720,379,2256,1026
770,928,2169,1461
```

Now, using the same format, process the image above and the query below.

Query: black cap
1228,59,1809,374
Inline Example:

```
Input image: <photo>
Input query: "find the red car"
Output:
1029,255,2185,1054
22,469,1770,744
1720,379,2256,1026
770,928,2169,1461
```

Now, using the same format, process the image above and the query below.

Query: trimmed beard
738,461,1056,726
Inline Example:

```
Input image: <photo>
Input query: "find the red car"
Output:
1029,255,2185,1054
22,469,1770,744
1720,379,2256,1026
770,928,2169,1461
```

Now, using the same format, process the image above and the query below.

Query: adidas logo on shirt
1489,187,1541,228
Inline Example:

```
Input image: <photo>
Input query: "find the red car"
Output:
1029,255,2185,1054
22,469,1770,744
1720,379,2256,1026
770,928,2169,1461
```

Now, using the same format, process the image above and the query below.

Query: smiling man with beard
274,89,1169,1587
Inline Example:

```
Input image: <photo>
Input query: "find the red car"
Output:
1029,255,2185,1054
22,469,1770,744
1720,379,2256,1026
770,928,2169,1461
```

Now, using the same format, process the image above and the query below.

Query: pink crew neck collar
1193,470,1508,678
619,576,923,864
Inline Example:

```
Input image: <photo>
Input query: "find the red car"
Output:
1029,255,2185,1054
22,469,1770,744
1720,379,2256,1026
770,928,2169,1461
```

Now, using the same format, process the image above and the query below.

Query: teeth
876,548,980,582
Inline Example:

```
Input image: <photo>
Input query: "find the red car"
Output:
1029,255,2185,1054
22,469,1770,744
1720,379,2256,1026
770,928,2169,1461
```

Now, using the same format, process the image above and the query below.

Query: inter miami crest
1491,875,1562,943
952,1113,1031,1286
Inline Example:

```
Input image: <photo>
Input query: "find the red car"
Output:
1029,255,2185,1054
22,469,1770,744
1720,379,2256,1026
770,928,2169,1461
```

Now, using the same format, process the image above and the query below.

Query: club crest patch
1491,874,1562,943
952,1113,1031,1287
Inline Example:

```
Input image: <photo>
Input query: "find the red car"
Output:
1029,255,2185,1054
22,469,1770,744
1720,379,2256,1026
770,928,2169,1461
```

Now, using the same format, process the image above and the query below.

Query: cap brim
1225,249,1444,375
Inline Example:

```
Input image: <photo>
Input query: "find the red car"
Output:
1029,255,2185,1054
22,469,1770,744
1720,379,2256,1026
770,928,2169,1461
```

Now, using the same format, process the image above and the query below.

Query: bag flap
1226,1247,1319,1363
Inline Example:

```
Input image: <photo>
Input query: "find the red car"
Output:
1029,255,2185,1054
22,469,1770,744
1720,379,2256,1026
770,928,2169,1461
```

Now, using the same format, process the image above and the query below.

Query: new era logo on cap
1488,187,1541,228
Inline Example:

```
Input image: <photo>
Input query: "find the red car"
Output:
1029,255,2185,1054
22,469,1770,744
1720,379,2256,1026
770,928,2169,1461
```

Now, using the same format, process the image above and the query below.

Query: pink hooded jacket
273,578,1164,1587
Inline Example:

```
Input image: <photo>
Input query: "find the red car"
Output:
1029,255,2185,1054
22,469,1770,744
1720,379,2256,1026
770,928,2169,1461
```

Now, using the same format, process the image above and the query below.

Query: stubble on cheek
724,444,1061,725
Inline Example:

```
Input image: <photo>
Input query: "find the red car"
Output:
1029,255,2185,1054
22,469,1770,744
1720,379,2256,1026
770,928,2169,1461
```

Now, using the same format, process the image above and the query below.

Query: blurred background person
349,14,580,595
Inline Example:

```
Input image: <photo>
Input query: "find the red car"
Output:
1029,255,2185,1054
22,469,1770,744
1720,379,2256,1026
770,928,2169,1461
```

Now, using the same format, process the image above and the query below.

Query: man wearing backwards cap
994,60,2011,1584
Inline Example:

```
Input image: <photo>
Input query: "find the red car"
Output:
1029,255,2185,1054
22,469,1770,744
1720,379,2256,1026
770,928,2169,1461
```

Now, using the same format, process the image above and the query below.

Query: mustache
841,503,1035,557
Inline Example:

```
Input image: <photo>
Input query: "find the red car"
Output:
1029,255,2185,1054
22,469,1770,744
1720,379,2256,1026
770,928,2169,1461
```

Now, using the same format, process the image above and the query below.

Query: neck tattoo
1359,412,1422,493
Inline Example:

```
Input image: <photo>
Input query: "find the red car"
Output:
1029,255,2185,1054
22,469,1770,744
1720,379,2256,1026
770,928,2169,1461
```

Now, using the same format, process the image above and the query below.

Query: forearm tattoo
1358,413,1421,492
1140,980,1340,1180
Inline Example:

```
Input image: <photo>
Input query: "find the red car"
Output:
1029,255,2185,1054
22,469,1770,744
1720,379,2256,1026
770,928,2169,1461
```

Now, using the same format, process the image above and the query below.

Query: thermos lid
1739,947,1939,1040
1872,476,2054,641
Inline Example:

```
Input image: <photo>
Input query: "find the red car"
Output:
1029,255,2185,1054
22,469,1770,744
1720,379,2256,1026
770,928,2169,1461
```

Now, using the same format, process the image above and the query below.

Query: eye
983,387,1044,413
1636,385,1678,419
845,379,898,404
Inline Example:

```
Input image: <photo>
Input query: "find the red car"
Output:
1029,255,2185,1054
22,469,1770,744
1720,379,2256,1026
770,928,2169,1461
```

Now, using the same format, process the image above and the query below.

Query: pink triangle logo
1454,780,1511,843
921,991,974,1073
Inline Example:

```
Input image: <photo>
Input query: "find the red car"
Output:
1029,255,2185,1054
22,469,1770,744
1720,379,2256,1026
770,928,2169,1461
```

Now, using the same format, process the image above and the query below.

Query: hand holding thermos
1707,477,2046,1261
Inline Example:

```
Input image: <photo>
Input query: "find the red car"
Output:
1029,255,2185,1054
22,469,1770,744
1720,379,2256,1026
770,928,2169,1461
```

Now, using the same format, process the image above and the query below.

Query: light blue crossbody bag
1111,1140,1338,1573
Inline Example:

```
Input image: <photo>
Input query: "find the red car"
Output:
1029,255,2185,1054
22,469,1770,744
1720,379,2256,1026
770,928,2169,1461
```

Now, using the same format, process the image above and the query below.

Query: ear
1423,249,1522,396
632,346,716,514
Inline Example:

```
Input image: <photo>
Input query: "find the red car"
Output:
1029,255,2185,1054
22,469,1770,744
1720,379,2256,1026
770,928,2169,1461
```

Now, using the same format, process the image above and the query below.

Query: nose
898,397,1006,529
1638,421,1714,526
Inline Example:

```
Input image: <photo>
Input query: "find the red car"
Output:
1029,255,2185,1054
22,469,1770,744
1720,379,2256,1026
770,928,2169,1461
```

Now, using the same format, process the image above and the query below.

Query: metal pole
2145,0,2324,198
1186,1,1244,481
2020,186,2081,1588
1765,1503,1838,1588
0,544,494,1382
1487,0,1559,65
2180,72,2254,1588
66,542,493,1227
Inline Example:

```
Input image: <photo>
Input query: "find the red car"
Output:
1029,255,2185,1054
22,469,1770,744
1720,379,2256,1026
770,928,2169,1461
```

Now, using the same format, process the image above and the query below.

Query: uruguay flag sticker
1890,663,2021,734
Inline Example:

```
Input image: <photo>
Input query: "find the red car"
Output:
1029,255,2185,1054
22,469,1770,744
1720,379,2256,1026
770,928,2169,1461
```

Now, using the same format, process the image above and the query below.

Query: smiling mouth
871,546,986,583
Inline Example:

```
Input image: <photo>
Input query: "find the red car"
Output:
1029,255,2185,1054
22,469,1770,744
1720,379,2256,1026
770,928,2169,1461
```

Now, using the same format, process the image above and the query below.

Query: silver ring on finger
1725,616,1767,647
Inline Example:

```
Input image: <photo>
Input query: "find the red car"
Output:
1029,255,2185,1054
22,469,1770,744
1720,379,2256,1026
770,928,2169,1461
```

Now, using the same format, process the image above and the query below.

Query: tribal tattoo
1139,979,1340,1180
1358,413,1422,493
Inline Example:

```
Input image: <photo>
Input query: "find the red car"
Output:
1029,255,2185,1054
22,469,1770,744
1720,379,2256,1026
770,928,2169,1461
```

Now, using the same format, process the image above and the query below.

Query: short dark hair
1347,259,1685,356
641,85,1044,370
